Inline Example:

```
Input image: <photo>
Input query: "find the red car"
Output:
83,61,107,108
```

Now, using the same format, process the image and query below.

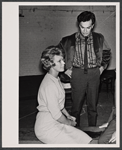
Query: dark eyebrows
79,24,92,28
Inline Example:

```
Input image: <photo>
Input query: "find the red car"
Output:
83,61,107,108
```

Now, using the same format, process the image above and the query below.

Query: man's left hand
99,66,104,75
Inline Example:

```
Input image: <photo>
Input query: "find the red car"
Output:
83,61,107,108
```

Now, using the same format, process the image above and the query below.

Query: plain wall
19,6,116,76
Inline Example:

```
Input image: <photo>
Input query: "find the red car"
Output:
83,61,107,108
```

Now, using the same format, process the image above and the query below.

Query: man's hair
77,11,96,25
41,46,63,71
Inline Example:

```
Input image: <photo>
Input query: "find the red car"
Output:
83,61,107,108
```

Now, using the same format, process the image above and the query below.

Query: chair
99,69,116,94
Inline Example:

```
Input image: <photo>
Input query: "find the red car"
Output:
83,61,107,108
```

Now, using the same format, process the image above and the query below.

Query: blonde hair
41,46,63,71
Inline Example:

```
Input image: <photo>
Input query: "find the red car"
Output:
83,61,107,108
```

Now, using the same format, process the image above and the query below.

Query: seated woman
34,46,97,144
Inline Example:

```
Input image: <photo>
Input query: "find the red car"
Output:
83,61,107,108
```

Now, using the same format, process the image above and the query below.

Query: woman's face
52,55,65,72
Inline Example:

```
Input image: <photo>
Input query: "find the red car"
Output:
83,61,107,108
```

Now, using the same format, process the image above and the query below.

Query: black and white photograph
2,2,120,148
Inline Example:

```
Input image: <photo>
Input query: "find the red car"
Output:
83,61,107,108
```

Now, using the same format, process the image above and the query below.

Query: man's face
79,19,94,37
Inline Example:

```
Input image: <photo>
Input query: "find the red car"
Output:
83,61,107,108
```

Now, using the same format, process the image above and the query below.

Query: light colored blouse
37,73,65,120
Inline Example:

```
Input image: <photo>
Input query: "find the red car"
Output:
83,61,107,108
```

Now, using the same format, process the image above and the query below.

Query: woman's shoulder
39,74,57,90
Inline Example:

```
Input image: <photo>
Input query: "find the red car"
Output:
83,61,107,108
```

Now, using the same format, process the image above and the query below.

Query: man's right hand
65,69,72,78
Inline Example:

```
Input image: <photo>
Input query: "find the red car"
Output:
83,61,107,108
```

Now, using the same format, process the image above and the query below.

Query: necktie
84,37,88,74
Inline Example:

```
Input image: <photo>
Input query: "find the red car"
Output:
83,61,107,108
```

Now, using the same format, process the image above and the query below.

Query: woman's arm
62,108,76,121
44,83,76,126
57,113,76,126
61,108,70,118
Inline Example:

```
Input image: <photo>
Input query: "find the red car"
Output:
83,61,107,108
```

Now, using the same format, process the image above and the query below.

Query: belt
73,66,98,69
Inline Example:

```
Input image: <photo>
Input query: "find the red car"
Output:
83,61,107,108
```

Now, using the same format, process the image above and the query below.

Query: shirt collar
76,32,92,41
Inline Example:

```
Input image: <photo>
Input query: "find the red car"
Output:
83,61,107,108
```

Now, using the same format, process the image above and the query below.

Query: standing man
58,11,111,127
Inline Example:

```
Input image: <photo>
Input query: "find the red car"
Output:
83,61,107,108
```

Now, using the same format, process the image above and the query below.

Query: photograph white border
2,2,120,148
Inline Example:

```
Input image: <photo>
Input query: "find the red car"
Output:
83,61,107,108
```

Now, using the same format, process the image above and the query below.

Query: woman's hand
67,115,72,120
67,115,76,121
109,131,116,143
70,119,77,127
67,116,77,126
60,108,77,126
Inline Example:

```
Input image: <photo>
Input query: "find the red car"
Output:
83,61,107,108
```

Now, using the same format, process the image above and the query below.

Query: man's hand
99,66,104,75
109,131,116,143
65,69,72,78
99,122,109,128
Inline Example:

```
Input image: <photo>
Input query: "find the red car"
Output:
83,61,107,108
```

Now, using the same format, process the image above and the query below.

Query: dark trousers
70,67,100,126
